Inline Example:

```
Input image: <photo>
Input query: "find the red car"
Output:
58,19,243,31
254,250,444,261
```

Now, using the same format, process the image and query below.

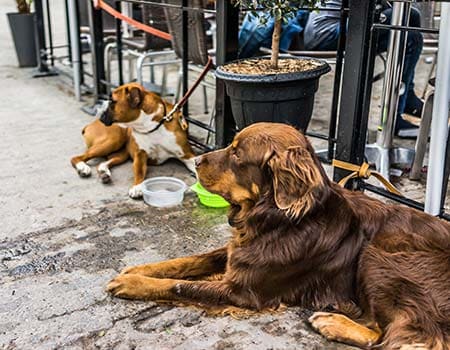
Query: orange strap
332,159,403,196
93,0,172,41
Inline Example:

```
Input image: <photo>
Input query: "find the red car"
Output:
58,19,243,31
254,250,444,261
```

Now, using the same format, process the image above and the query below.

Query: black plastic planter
7,12,37,68
215,57,331,132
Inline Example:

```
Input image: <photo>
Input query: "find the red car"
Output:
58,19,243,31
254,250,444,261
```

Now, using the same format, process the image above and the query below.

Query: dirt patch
0,197,229,282
222,58,323,75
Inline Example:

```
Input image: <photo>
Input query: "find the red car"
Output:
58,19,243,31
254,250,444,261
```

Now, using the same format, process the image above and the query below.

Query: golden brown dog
107,123,450,349
71,83,196,198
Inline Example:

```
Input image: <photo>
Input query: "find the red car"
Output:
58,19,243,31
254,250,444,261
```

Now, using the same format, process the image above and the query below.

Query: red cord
93,0,172,41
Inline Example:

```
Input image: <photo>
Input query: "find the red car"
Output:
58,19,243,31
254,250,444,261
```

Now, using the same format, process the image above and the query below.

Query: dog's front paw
309,312,380,347
106,274,174,300
128,184,143,199
107,274,150,300
97,162,112,184
75,161,92,177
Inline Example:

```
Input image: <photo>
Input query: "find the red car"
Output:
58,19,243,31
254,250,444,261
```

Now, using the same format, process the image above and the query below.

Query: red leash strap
177,56,213,109
93,0,172,41
165,56,213,130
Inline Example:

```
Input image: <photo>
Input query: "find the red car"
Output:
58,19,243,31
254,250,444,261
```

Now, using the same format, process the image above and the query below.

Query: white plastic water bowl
141,177,187,208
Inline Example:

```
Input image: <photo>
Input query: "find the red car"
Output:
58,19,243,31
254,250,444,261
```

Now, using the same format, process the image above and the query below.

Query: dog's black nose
194,156,203,168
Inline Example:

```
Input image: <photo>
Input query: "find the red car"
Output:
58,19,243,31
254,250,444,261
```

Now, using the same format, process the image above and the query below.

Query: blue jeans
305,8,423,120
238,11,309,59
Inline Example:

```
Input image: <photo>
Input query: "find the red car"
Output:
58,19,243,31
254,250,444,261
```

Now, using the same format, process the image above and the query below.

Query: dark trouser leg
377,8,423,122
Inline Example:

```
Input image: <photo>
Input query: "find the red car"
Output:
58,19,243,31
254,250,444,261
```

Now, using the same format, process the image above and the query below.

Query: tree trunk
17,0,30,13
271,18,282,70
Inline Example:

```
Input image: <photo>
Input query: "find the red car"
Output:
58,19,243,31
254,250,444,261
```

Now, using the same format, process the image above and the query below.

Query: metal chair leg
104,42,116,94
175,67,183,103
161,65,167,96
410,90,434,180
149,57,155,84
136,53,146,85
202,84,209,114
422,58,436,99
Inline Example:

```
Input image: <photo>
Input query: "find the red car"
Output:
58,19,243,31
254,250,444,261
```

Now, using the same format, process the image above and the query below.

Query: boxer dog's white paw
182,158,197,176
76,162,91,177
97,162,112,184
129,184,143,199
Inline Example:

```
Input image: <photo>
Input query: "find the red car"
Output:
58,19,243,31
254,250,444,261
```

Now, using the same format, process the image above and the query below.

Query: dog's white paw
76,161,91,177
129,184,143,199
182,158,197,176
97,162,112,184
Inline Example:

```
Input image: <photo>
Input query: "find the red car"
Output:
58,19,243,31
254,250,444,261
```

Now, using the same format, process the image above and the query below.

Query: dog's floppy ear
268,146,323,218
126,86,143,109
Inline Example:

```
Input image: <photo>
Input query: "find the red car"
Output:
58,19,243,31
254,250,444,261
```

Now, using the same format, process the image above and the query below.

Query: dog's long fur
108,123,450,349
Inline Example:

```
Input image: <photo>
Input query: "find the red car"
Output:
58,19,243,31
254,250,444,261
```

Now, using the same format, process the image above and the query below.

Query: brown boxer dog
71,83,196,199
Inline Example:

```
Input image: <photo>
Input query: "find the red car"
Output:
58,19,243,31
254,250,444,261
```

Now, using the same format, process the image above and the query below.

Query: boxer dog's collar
145,100,188,134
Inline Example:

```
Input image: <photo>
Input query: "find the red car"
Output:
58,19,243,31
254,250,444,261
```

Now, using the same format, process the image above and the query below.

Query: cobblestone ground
0,2,443,350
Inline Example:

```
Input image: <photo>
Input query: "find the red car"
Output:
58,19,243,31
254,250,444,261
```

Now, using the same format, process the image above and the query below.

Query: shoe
404,92,424,118
395,116,419,139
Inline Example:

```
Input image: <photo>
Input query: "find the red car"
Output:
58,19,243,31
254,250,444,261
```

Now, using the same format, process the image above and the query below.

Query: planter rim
215,56,331,83
7,12,34,16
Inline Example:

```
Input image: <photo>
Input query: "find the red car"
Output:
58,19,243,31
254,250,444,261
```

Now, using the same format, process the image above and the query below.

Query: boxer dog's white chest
119,110,185,164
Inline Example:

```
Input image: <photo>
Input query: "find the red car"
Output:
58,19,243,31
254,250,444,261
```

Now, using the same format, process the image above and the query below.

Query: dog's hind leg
382,312,449,350
97,148,129,183
309,312,382,348
71,142,117,178
120,246,228,279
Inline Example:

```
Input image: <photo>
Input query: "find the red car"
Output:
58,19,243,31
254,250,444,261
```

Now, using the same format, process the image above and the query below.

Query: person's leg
377,8,423,135
303,21,340,51
398,28,423,118
238,13,275,58
403,9,424,117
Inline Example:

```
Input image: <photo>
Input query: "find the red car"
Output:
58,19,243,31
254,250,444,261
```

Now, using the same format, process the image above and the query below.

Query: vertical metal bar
375,2,411,179
425,2,450,215
440,125,450,212
327,0,348,161
215,1,239,148
115,0,124,86
75,0,84,85
65,0,72,63
333,0,376,183
67,0,82,100
182,0,189,117
45,0,54,66
34,0,48,72
88,0,107,101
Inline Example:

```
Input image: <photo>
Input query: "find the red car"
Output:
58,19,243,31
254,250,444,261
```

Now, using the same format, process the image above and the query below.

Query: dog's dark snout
99,102,114,126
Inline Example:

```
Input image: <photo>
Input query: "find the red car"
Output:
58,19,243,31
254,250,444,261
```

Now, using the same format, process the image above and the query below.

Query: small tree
16,0,32,13
234,0,325,69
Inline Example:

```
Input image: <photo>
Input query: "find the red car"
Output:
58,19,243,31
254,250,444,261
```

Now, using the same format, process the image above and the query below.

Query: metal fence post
333,0,377,184
33,0,58,77
84,0,107,115
215,1,239,148
425,2,450,215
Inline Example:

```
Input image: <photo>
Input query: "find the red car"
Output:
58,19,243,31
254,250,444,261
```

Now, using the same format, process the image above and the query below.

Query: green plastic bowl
191,182,230,208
